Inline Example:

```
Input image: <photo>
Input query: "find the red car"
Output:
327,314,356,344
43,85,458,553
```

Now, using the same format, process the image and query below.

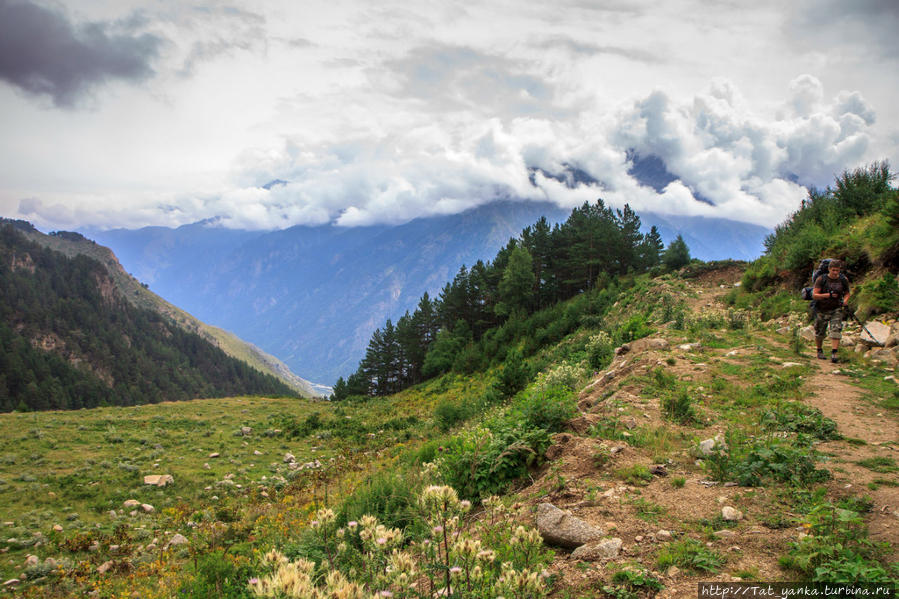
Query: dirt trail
533,268,899,598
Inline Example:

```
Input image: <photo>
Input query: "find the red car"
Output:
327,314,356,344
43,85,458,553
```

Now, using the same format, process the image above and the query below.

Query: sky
0,0,897,232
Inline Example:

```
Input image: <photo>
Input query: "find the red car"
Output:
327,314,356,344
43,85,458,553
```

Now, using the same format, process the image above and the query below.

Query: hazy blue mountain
84,201,770,384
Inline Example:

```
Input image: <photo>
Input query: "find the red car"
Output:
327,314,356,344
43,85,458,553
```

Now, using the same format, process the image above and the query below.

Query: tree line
0,224,296,412
334,200,691,399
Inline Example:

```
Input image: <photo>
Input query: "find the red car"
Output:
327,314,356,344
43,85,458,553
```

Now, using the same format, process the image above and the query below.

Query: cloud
0,0,162,107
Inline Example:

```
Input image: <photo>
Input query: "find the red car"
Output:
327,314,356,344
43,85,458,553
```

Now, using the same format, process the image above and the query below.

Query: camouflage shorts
814,308,843,340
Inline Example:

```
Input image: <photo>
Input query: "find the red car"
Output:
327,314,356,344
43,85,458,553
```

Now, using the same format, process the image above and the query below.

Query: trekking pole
846,308,885,347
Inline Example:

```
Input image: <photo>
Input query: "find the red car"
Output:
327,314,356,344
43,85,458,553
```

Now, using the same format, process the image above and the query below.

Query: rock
860,321,890,346
97,561,113,575
666,565,680,578
713,529,737,539
141,504,155,514
679,343,702,351
166,534,188,549
649,465,668,476
656,530,672,541
869,349,898,367
254,450,263,456
699,433,727,456
799,325,815,342
536,503,605,549
203,463,211,470
722,506,743,521
24,554,39,567
781,362,802,368
122,499,140,508
775,326,791,336
571,537,623,560
615,338,669,355
44,557,57,568
208,452,220,458
240,427,252,436
283,452,296,464
725,349,741,356
52,524,63,532
143,474,174,487
88,541,100,552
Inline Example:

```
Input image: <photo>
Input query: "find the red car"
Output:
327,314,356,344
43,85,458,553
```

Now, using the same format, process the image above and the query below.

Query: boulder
165,534,188,550
869,349,898,367
860,321,890,347
143,474,174,487
536,503,605,549
122,499,140,508
799,325,816,342
240,426,252,436
722,506,743,521
699,433,727,456
141,504,155,514
97,561,113,575
3,579,20,588
283,452,296,464
615,338,669,356
571,537,623,560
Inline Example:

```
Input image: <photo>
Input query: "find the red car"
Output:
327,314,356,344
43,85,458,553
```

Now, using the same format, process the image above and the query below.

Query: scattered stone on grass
722,506,743,521
122,500,140,508
571,537,623,561
536,503,605,549
143,474,174,487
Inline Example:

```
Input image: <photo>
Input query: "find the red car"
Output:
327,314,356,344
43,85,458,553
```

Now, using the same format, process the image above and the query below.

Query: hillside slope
0,222,303,410
2,219,322,397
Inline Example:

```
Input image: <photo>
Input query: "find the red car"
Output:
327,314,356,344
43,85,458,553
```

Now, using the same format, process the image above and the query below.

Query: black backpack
801,258,848,311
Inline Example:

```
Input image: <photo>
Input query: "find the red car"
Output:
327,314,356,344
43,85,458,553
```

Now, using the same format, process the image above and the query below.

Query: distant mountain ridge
84,201,770,384
1,219,322,398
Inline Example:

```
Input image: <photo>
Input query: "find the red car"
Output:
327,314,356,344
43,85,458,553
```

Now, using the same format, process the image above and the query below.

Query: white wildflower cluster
248,485,549,599
534,362,585,392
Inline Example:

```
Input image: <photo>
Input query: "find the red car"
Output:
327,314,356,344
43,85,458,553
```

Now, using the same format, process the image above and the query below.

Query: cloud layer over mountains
1,0,895,231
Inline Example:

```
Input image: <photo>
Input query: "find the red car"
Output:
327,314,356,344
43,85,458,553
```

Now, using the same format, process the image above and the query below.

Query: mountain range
83,200,770,385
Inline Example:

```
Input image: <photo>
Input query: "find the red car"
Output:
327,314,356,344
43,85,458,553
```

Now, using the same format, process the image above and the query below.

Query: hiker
812,259,850,363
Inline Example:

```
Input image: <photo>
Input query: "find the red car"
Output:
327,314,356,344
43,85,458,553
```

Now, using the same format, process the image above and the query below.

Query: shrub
512,384,577,433
661,389,696,424
337,470,424,539
434,399,474,432
585,332,615,370
616,314,654,344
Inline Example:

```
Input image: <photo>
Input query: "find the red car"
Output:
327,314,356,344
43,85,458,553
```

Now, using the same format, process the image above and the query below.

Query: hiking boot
817,349,826,360
831,352,839,364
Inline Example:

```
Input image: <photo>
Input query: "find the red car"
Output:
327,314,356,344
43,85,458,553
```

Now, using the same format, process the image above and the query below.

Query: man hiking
812,259,850,363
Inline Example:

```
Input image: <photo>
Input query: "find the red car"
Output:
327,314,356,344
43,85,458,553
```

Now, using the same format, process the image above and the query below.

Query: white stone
3,579,20,587
166,534,188,548
24,555,39,567
141,504,155,514
656,530,672,541
283,452,296,463
208,452,220,458
122,499,140,508
97,561,113,575
143,474,174,487
860,321,890,346
52,524,63,532
722,506,743,521
254,450,263,455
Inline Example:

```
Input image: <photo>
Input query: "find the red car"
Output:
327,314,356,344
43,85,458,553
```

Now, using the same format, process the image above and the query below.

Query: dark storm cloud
0,0,162,107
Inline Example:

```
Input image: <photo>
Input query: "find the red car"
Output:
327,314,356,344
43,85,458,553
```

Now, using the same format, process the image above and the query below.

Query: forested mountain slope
0,222,299,411
3,219,323,397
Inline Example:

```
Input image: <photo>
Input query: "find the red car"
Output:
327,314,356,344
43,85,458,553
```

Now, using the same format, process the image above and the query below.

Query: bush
337,470,424,538
512,384,577,433
616,314,654,344
585,331,614,370
434,399,474,432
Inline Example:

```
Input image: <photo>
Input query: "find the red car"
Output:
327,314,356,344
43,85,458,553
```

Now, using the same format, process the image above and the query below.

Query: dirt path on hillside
529,270,899,599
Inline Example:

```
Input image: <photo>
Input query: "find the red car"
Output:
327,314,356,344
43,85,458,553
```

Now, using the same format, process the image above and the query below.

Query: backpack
800,258,848,311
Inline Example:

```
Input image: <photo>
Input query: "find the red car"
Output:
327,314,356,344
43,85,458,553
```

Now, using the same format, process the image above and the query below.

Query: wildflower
432,525,444,535
347,521,358,529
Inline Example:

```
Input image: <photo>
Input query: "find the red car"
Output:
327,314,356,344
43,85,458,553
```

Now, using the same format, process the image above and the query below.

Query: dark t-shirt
814,274,849,311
